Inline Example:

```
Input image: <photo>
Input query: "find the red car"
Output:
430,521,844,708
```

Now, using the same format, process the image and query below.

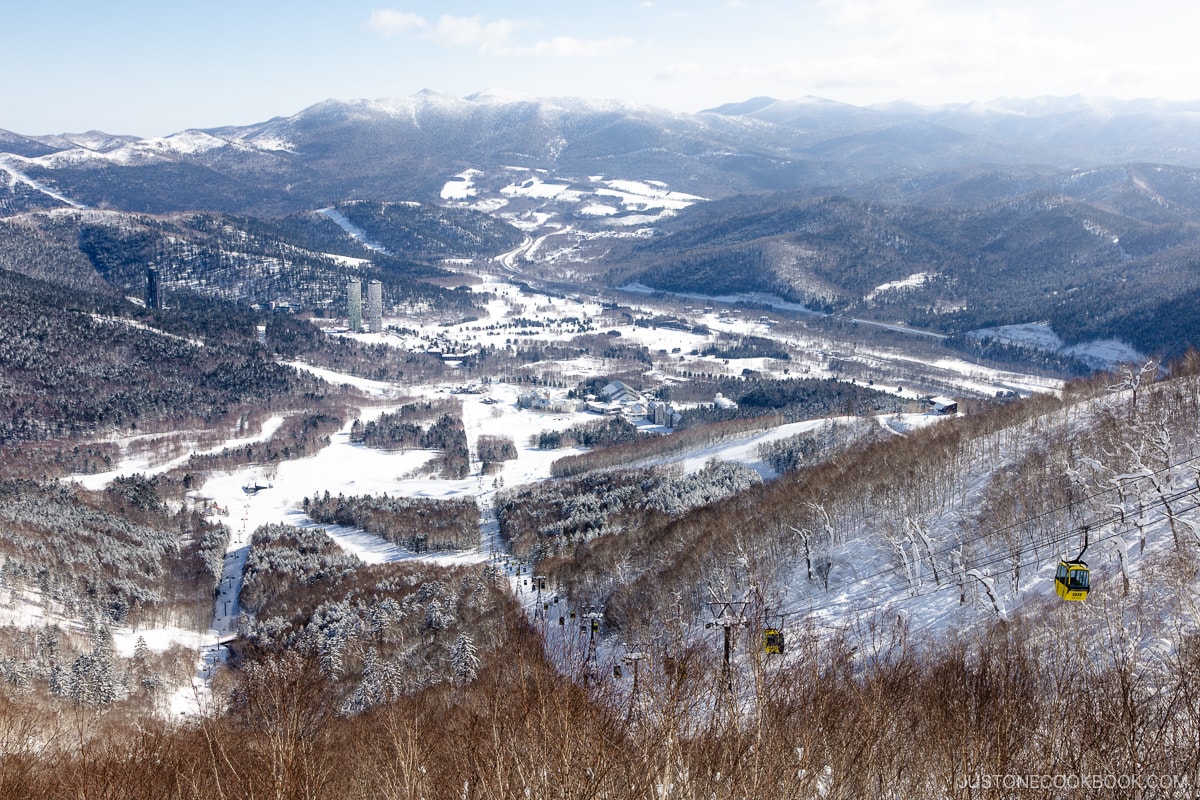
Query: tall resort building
347,278,362,333
366,279,383,333
145,266,161,310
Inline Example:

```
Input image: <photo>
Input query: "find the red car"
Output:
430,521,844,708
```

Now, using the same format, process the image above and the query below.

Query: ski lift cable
913,452,1200,568
797,487,1200,620
771,482,1200,622
779,455,1200,617
905,497,1200,639
774,452,1200,618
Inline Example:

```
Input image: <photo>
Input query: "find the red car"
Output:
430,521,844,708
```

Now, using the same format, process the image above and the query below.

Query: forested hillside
4,358,1200,796
5,89,1200,797
333,200,524,260
0,209,488,319
620,189,1200,358
0,479,224,630
0,268,340,453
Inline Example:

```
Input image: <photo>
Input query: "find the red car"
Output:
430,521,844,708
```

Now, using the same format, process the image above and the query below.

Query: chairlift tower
575,604,603,687
619,650,649,720
706,601,750,692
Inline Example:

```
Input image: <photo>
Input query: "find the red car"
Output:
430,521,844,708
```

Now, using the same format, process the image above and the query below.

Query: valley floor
51,275,1075,716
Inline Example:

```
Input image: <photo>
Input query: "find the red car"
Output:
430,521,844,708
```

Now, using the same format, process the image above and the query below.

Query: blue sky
3,0,1197,136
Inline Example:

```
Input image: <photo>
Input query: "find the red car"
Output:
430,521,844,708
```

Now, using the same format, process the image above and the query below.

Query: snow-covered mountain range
4,91,1200,793
6,90,1200,216
5,89,1200,364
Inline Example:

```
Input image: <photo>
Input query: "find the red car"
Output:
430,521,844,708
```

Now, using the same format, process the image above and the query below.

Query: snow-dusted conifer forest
5,92,1200,797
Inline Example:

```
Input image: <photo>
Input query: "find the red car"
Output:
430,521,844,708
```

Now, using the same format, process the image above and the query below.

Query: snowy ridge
0,154,87,208
5,127,295,171
308,89,694,124
316,207,392,254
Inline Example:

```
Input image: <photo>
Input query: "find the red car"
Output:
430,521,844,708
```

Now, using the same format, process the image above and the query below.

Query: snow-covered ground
65,362,967,714
88,313,206,348
440,169,483,200
969,321,1144,371
596,178,705,212
72,415,289,492
502,177,581,202
316,206,391,254
866,272,934,300
57,274,1082,715
348,277,1065,401
0,154,87,208
440,166,706,226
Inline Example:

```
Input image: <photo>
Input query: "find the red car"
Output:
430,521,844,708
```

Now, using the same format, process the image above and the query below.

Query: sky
3,0,1198,137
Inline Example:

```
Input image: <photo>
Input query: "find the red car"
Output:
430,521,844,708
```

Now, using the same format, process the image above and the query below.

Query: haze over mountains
7,91,1200,207
3,90,1200,364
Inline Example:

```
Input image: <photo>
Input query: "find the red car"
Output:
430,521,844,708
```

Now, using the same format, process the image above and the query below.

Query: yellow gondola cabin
1056,528,1090,601
1055,559,1090,601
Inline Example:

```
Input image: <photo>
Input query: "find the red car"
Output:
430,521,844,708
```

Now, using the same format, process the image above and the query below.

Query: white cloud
779,1,1105,102
656,62,705,80
366,9,427,37
367,10,631,59
431,14,527,54
524,36,634,58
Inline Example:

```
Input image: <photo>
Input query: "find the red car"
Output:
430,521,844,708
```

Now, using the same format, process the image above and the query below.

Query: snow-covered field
317,206,391,254
440,166,707,228
969,321,1145,370
57,275,1089,715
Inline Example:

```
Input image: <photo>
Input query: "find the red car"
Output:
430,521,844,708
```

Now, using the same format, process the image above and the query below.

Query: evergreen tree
65,624,121,707
423,600,452,638
132,635,160,695
341,647,399,714
451,632,479,685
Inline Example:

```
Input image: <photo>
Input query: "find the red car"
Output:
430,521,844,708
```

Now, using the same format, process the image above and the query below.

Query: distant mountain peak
702,95,853,116
701,96,782,116
465,88,530,105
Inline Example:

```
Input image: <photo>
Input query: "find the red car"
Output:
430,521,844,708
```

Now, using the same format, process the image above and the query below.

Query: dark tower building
367,279,383,333
145,267,162,310
347,278,363,333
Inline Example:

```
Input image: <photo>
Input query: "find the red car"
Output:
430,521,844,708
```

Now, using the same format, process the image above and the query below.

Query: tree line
350,410,471,479
5,594,1199,798
303,492,480,552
